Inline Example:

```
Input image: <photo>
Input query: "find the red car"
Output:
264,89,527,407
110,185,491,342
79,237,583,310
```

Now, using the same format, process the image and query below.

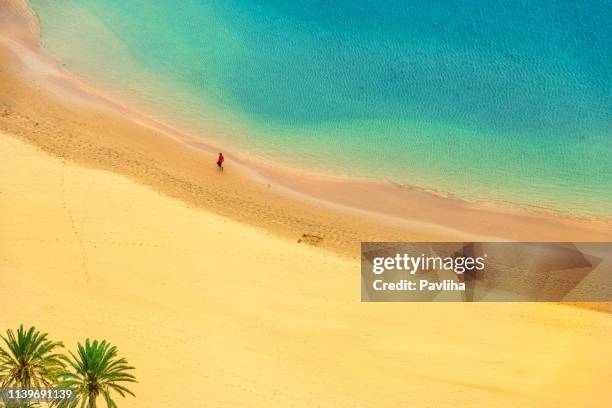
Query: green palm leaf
54,340,136,408
0,325,66,388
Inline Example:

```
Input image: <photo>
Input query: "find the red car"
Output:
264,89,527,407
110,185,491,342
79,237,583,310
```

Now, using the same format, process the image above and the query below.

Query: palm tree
0,325,66,388
55,339,136,408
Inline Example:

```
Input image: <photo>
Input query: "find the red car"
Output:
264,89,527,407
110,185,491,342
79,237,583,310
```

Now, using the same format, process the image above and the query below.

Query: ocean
29,0,612,217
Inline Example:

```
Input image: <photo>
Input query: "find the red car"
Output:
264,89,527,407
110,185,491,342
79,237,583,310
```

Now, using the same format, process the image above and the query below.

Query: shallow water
30,0,612,217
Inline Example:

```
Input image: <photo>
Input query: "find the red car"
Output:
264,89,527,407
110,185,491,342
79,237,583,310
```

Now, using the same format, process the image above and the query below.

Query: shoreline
2,0,612,258
26,0,612,222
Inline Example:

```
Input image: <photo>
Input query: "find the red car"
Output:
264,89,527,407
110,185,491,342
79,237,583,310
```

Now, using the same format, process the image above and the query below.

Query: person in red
216,153,224,170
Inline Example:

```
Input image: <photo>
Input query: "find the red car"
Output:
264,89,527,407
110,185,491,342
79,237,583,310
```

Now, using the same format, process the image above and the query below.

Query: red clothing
217,154,224,165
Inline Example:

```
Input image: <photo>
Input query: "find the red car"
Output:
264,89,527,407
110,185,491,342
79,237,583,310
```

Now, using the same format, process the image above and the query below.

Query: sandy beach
3,131,612,407
1,0,612,406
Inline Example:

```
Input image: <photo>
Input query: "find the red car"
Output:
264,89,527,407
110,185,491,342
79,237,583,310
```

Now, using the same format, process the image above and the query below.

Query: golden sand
1,0,611,406
2,133,612,407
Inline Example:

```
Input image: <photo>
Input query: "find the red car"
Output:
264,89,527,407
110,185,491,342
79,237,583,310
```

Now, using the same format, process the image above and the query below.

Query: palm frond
0,325,66,388
56,339,136,408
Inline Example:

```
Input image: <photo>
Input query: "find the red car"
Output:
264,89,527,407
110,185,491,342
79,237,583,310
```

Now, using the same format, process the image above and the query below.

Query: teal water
29,0,612,217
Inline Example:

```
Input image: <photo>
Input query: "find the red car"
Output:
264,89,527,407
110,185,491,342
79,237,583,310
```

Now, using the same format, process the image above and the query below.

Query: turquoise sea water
29,0,612,217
